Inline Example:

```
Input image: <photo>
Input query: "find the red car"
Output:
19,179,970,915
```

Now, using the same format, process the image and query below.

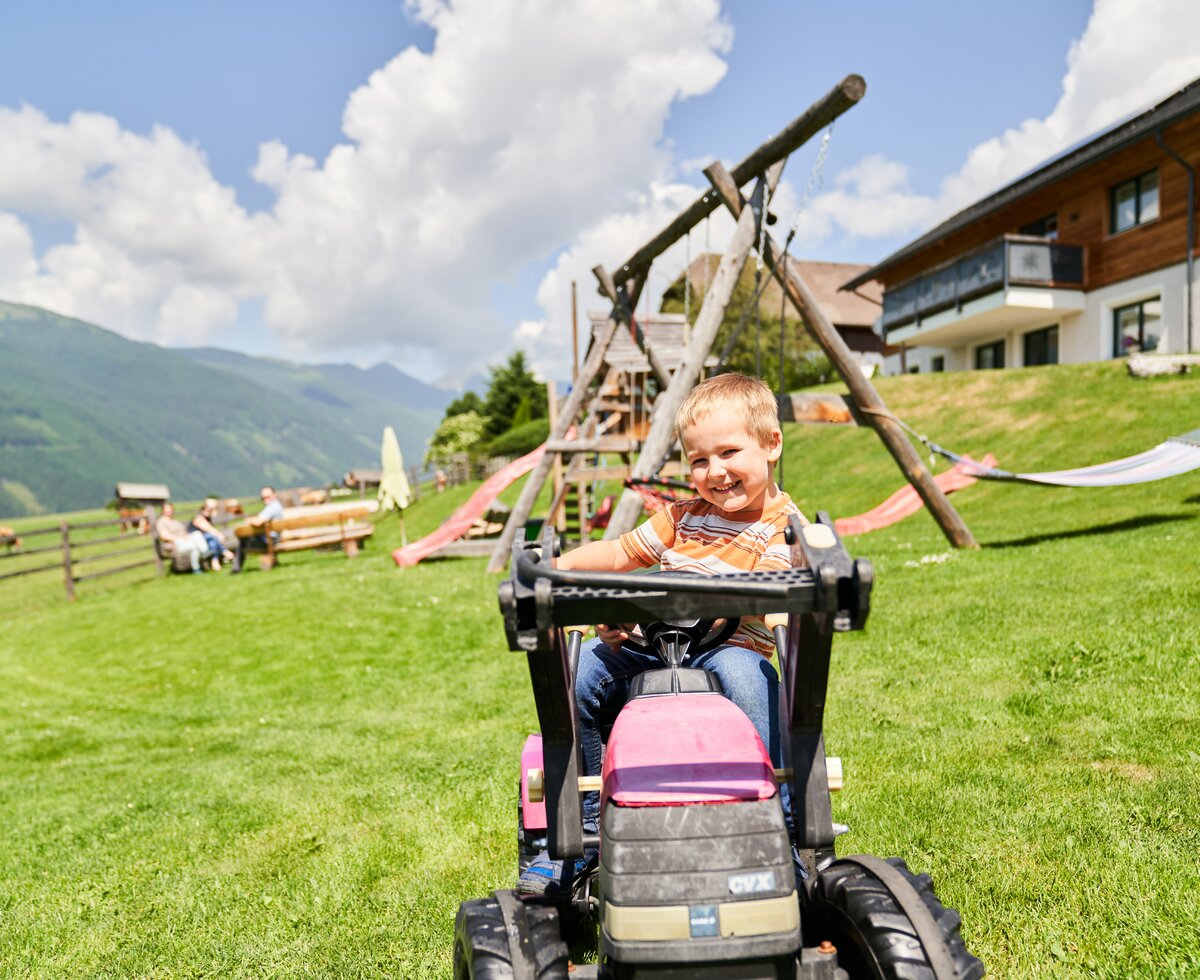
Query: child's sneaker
791,843,811,884
516,849,595,897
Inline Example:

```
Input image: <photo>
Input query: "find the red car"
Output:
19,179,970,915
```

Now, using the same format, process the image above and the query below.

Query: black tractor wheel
453,895,570,980
803,856,984,980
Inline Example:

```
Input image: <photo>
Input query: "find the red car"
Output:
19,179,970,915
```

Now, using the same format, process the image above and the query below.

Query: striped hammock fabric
934,429,1200,488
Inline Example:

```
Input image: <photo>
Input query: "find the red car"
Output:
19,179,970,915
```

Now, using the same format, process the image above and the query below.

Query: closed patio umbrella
379,425,412,544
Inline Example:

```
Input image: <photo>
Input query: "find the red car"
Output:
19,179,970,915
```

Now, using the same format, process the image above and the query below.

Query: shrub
425,410,488,465
486,418,550,457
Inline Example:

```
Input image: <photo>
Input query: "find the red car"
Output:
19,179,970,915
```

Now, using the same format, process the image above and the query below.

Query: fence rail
0,515,161,600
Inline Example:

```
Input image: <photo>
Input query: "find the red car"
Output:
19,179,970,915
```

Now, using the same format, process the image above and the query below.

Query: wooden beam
706,163,979,550
545,437,641,454
547,381,565,531
568,461,684,483
616,74,865,280
602,165,780,539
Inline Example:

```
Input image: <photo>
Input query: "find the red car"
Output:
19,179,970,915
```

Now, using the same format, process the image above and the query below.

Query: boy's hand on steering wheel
596,623,630,650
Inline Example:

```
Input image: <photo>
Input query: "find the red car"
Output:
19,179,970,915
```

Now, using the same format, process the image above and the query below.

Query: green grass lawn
2,362,1200,977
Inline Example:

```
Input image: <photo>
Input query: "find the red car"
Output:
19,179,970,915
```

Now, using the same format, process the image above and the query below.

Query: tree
443,390,483,419
424,410,488,465
481,351,546,441
660,262,826,391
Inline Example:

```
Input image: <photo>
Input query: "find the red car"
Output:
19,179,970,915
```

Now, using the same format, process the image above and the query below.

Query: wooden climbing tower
540,311,716,537
487,74,976,572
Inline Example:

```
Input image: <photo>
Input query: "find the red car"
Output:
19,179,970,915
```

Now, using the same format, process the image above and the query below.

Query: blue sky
0,0,1195,383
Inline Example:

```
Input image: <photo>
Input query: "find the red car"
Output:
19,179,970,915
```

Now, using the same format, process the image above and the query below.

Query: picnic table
233,501,377,571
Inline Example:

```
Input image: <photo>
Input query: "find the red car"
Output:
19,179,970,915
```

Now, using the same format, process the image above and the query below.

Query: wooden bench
148,510,235,574
232,506,375,571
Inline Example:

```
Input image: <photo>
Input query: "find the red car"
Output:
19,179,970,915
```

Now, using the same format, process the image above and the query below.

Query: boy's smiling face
682,412,782,515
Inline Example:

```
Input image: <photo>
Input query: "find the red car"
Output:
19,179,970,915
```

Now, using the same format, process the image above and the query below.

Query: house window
1110,170,1159,233
1024,325,1059,366
975,340,1005,370
1020,213,1058,241
930,355,945,372
1113,298,1162,356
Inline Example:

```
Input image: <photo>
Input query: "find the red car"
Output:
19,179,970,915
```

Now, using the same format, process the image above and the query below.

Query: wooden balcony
881,236,1084,338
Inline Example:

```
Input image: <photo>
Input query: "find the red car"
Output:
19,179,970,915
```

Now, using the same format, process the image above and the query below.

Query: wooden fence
0,510,233,601
0,516,161,600
437,454,517,486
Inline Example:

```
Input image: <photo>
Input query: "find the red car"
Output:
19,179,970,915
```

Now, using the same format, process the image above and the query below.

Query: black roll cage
496,512,873,860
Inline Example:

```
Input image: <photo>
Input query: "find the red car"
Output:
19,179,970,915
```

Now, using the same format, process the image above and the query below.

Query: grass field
2,361,1199,977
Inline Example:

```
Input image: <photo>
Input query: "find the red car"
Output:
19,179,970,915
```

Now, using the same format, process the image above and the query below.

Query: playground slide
833,454,997,537
392,442,548,567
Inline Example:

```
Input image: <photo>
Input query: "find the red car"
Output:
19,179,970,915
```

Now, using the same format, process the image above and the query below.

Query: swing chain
786,123,834,245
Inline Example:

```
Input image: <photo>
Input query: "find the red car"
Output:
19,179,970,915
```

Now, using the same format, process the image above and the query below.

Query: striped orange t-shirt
617,492,807,657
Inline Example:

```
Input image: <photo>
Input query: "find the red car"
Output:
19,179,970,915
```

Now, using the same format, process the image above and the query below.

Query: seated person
518,372,806,897
237,486,286,568
189,498,234,571
155,502,211,573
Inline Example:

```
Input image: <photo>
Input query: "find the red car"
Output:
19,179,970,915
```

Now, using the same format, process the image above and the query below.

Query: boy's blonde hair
675,372,780,448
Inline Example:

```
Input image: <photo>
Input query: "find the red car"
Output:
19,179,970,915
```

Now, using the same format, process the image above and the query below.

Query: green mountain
0,301,451,518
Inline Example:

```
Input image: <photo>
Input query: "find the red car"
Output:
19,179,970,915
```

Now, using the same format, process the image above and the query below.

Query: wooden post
706,163,979,550
547,380,566,531
487,288,641,571
603,165,780,539
61,521,75,600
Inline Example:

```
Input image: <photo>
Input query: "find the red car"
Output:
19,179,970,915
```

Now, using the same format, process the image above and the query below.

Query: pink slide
392,442,548,567
833,453,997,537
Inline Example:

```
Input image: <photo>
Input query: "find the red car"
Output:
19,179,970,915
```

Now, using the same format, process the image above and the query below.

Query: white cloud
3,0,1196,382
0,105,266,342
517,179,738,379
0,213,38,292
0,0,732,378
792,0,1200,250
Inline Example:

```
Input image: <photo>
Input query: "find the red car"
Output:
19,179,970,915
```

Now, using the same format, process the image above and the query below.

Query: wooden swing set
486,74,977,573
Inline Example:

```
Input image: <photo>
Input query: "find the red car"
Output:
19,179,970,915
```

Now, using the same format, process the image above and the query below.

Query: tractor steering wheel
619,616,741,661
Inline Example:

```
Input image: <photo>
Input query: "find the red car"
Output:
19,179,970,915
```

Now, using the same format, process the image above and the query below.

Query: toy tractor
454,514,984,979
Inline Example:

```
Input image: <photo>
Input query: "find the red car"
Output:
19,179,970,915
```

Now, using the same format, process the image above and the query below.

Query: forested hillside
0,302,450,516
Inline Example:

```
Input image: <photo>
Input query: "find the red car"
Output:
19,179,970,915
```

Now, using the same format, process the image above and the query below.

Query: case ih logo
727,870,776,895
688,905,719,937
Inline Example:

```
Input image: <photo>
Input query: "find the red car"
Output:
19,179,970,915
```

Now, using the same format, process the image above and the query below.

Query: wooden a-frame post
602,163,784,539
706,162,979,550
486,74,868,572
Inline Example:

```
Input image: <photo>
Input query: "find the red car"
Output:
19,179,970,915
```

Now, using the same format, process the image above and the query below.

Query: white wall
883,258,1196,373
1077,260,1191,359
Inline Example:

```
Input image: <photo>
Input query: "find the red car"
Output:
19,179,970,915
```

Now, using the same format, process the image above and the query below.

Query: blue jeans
200,532,224,563
575,638,791,833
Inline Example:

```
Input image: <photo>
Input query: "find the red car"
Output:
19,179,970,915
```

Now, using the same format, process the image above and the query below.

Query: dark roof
842,75,1200,291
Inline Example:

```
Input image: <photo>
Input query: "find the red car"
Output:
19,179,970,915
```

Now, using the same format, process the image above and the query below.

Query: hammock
930,429,1200,488
624,477,695,513
860,404,1200,489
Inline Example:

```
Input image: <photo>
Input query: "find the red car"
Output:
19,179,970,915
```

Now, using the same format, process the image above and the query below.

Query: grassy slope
1,362,1199,977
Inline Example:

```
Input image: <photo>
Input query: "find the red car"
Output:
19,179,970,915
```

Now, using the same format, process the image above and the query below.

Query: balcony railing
881,236,1084,335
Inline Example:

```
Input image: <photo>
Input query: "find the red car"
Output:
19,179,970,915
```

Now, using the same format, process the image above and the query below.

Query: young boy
518,372,806,895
